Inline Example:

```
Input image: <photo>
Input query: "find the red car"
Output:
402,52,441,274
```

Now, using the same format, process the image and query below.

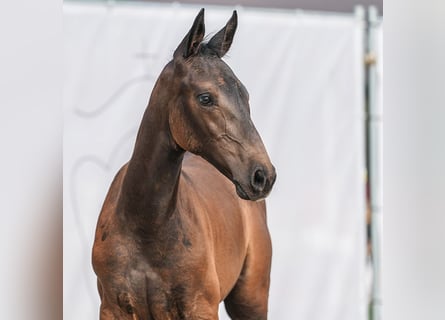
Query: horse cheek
169,107,201,153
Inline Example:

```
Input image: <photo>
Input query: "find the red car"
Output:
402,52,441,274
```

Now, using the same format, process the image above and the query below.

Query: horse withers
92,9,276,320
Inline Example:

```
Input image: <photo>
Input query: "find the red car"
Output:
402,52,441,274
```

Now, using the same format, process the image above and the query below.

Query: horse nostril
252,168,267,192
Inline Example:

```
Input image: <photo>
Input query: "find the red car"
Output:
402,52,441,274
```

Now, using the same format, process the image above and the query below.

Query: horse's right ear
174,8,205,59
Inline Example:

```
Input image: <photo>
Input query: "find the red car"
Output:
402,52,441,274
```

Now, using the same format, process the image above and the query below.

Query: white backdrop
64,2,367,319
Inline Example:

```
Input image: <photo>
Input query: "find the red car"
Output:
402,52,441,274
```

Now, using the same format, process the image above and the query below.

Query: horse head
166,9,276,201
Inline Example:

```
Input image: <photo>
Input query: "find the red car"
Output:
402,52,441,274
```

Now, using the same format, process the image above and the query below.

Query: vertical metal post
366,6,382,320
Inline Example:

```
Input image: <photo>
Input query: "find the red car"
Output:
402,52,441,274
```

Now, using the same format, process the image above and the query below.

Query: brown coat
92,9,276,320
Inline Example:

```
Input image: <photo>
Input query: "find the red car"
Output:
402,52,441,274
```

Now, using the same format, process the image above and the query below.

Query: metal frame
366,5,382,320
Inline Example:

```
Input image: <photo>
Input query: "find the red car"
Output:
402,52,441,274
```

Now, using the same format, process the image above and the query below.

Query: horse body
94,154,271,319
92,9,275,319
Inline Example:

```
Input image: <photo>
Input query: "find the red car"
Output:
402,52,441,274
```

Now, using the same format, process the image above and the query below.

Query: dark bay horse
92,9,276,319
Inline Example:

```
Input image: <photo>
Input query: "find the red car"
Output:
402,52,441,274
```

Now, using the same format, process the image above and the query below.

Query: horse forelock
198,42,220,57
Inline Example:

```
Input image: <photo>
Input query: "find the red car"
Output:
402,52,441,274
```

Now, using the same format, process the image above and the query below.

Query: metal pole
366,6,382,320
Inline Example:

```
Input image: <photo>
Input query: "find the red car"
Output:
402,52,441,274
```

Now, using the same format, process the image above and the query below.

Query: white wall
64,2,368,319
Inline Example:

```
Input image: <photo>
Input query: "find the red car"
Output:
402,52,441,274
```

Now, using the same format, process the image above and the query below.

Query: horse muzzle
234,165,276,201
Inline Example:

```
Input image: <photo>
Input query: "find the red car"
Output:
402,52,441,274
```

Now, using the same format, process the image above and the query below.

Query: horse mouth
234,181,250,200
233,180,266,201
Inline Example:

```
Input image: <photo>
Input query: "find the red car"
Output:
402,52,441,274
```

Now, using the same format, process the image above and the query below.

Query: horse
92,9,276,320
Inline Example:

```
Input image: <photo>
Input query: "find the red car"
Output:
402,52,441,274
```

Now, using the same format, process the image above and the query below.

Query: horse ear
207,10,238,58
174,8,205,59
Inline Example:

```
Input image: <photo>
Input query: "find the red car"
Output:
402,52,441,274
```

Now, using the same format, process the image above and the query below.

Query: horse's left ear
207,10,238,58
174,8,205,59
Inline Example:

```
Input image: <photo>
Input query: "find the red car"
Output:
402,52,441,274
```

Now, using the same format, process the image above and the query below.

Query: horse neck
118,69,184,232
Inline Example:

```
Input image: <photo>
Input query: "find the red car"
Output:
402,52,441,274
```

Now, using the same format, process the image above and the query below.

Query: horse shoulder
92,164,129,272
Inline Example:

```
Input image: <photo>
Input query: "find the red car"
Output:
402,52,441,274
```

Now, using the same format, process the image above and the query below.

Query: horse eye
126,304,134,314
197,93,213,107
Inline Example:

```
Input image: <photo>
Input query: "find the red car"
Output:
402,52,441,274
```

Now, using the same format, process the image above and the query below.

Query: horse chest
123,262,218,320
